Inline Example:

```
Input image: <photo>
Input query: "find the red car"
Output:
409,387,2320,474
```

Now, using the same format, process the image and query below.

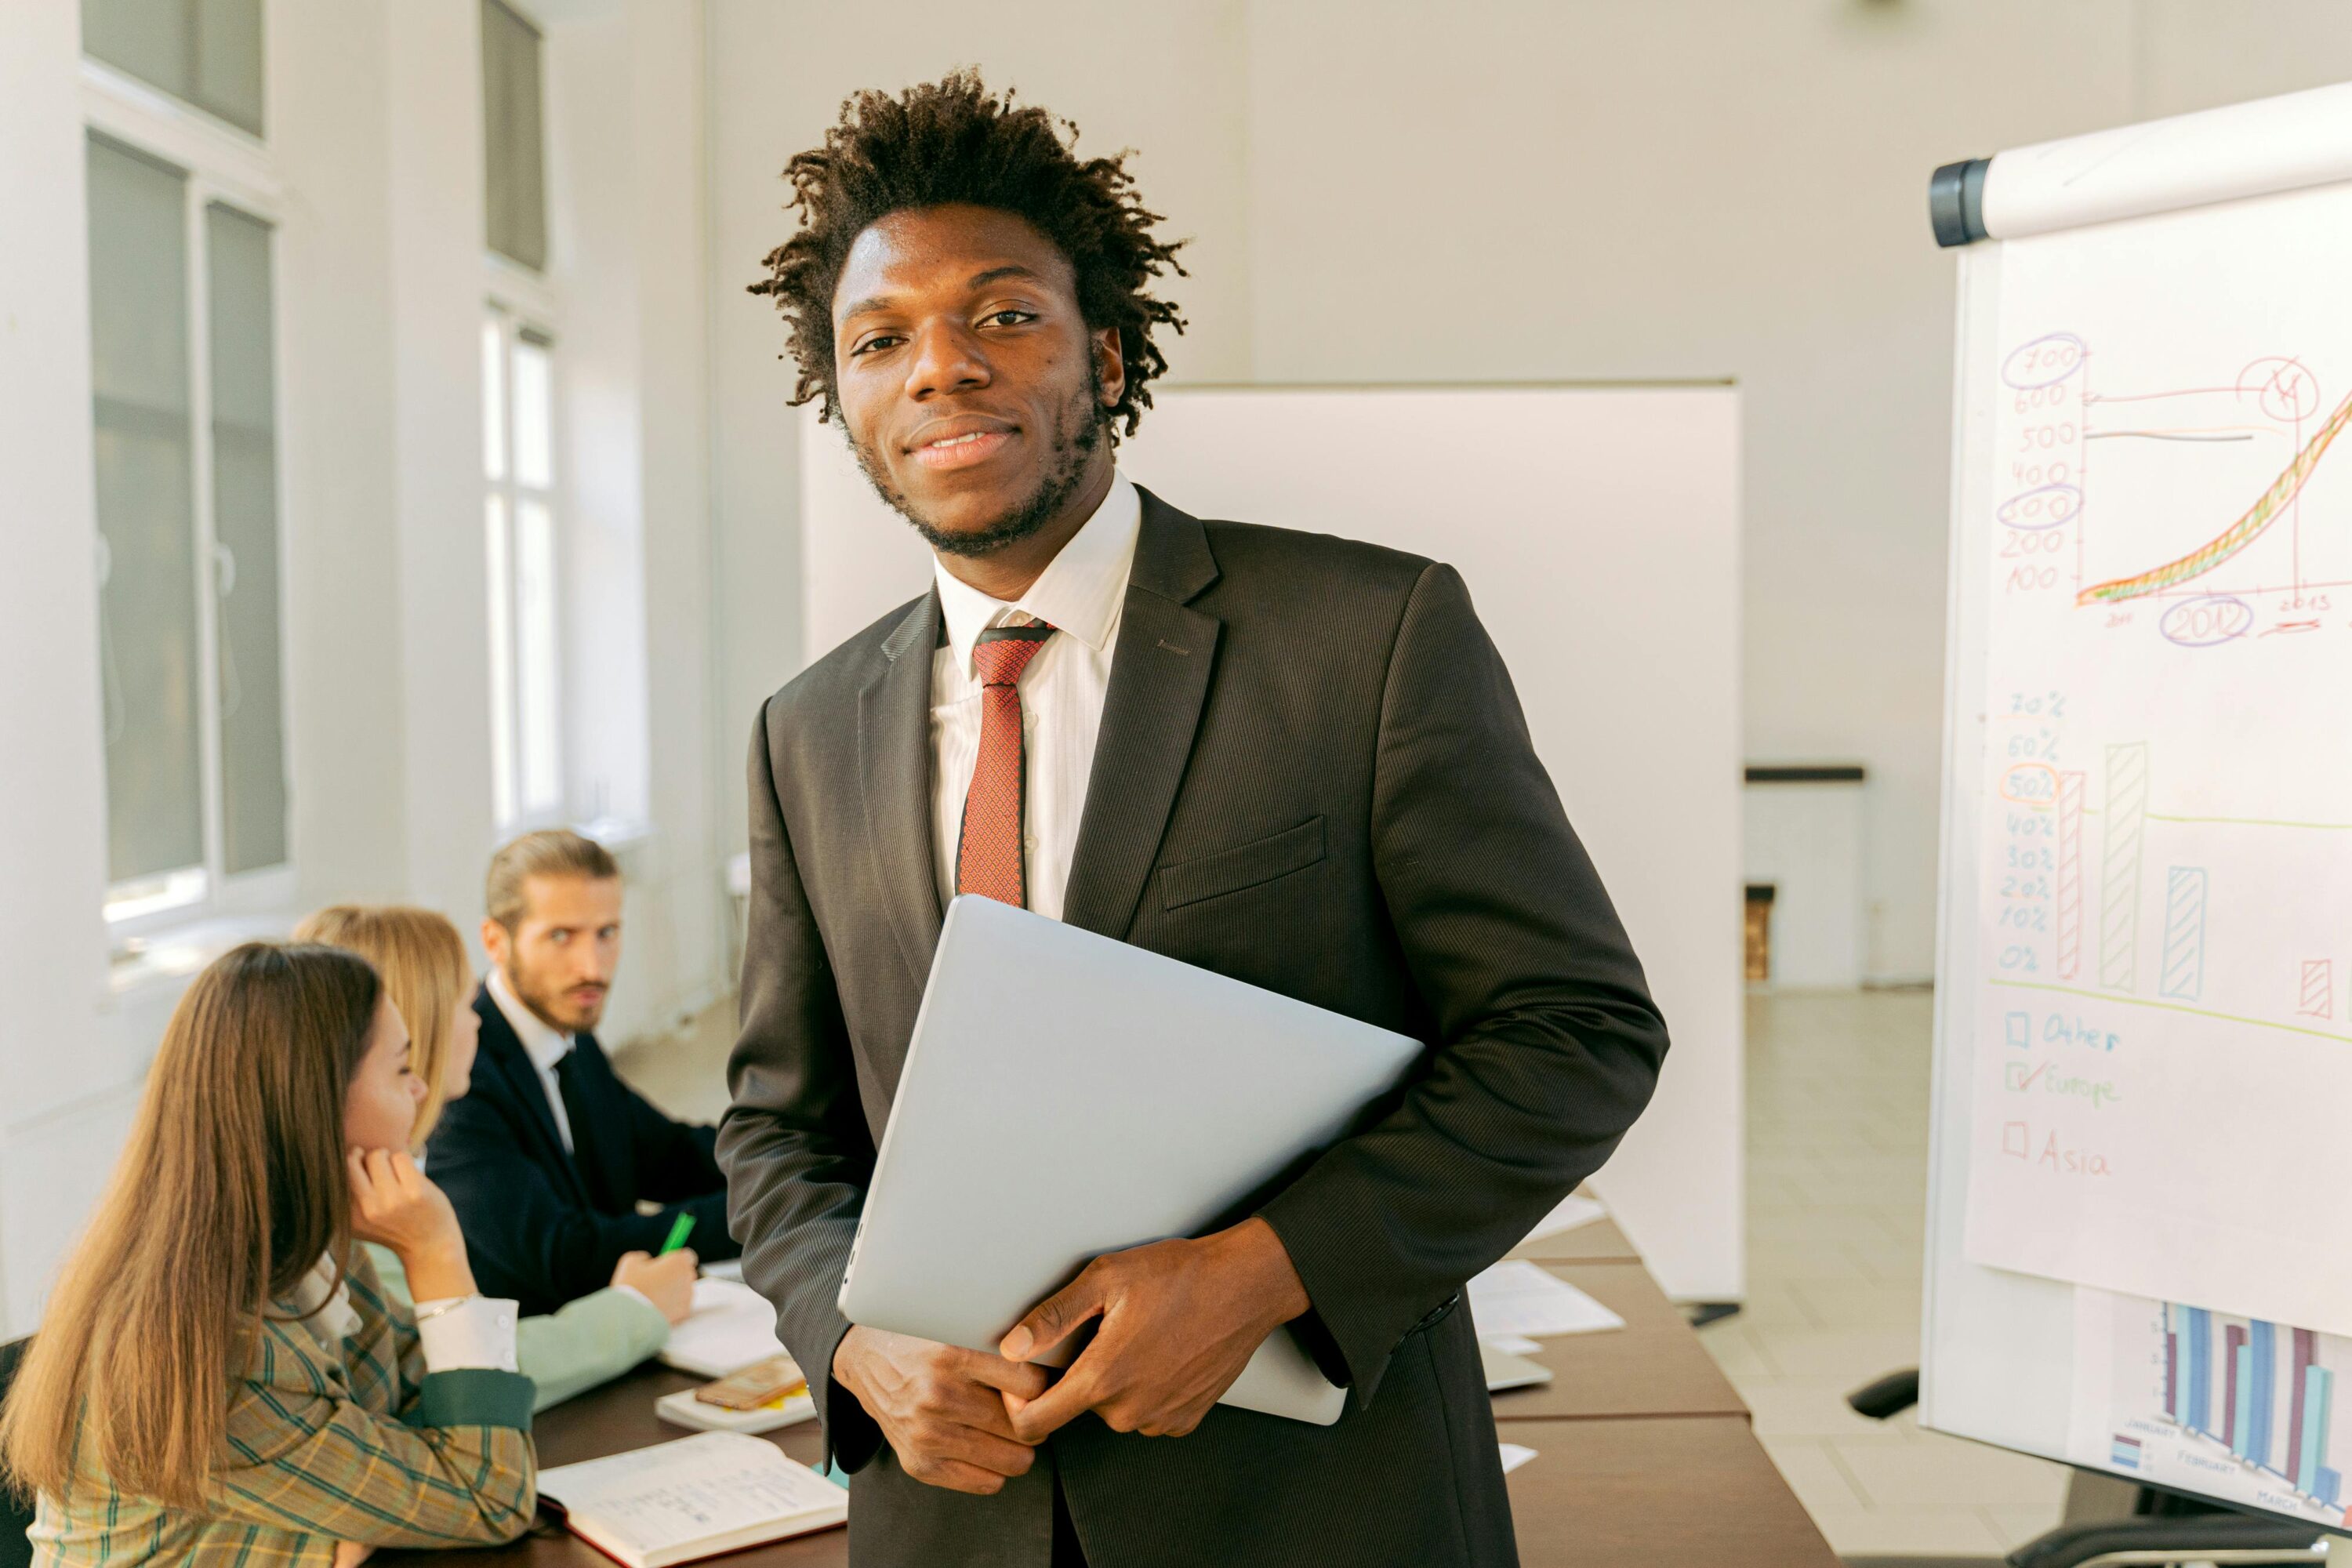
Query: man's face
488,873,622,1034
830,203,1124,554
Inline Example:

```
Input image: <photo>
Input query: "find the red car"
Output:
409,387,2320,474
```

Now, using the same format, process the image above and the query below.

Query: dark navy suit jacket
429,985,739,1316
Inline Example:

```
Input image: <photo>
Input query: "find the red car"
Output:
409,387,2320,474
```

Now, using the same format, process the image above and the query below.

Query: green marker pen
658,1213,695,1256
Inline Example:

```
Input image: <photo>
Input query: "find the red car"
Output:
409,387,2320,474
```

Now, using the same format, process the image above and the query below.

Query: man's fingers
906,1457,1012,1496
961,1350,1053,1403
930,1424,1036,1478
1005,1368,1099,1443
897,1419,1036,1494
1001,1269,1105,1363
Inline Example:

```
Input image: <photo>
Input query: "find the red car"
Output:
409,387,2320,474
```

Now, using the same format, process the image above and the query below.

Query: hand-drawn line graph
1998,343,2352,624
2080,379,2352,605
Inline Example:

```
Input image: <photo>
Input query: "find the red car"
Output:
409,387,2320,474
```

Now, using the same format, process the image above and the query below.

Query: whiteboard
1926,85,2352,1528
800,384,1744,1302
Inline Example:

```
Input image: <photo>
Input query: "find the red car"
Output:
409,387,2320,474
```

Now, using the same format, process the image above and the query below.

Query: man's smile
908,417,1018,471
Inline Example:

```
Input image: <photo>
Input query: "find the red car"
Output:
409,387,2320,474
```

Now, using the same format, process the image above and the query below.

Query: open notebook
536,1431,847,1567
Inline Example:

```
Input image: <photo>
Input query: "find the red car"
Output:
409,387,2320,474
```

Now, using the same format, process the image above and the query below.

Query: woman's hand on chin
347,1148,477,1301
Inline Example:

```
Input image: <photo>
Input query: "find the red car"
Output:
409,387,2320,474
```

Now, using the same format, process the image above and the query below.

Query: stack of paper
654,1385,817,1436
659,1279,787,1377
537,1431,847,1567
1467,1261,1625,1338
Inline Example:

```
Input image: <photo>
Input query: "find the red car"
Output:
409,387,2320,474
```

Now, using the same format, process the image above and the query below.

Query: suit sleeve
1256,561,1671,1407
430,1089,725,1315
715,698,885,1472
616,1081,742,1258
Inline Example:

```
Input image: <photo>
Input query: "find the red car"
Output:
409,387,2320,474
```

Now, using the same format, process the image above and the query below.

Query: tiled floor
1715,987,2071,1560
613,985,2078,1560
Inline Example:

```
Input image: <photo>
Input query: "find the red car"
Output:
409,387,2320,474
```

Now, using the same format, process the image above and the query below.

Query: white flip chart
1925,81,2352,1530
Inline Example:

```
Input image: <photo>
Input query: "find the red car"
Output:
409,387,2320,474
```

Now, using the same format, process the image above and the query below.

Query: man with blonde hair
429,829,739,1316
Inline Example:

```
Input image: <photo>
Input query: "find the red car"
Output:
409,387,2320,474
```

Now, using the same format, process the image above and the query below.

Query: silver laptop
837,895,1422,1425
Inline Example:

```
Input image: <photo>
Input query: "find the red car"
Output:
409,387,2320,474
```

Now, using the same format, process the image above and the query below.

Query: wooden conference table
390,1240,1835,1568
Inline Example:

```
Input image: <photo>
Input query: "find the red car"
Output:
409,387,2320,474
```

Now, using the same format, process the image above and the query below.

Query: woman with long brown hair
295,905,694,1407
0,942,536,1564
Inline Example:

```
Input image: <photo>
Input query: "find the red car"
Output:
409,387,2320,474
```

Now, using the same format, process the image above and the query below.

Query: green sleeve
364,1242,411,1306
518,1287,672,1411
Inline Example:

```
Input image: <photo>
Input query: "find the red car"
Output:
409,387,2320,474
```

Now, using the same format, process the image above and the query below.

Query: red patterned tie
956,624,1056,908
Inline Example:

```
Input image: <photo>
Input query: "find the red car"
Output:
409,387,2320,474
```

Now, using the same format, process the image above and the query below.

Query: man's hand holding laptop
833,1216,1310,1492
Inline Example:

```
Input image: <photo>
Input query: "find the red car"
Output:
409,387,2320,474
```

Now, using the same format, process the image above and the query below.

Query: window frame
481,290,568,834
82,60,297,938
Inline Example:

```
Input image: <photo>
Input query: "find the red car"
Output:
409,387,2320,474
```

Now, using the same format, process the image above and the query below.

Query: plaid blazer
29,1247,537,1566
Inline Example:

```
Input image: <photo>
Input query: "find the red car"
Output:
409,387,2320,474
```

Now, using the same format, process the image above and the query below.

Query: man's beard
850,371,1105,558
507,959,603,1034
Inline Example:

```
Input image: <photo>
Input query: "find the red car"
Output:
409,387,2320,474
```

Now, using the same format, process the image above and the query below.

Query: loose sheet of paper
1481,1333,1544,1356
1498,1443,1538,1475
2062,1286,2352,1526
1468,1261,1625,1339
1956,183,2352,1335
1520,1192,1606,1245
659,1279,787,1377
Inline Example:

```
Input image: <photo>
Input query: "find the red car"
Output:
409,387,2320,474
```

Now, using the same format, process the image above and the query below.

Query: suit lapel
1062,490,1223,939
862,592,947,993
473,988,590,1206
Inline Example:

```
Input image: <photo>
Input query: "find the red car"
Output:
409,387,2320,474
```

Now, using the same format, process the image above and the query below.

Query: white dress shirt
930,472,1142,921
291,1253,519,1373
488,963,575,1154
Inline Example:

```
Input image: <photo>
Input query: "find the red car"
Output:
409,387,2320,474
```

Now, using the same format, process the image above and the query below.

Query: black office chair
1847,1366,2330,1568
2,1336,34,1568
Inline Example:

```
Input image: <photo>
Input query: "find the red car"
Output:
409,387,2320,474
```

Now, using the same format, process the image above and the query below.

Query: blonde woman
295,906,695,1409
0,942,535,1564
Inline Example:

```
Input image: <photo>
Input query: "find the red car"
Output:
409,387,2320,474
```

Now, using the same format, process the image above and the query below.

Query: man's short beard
849,370,1107,558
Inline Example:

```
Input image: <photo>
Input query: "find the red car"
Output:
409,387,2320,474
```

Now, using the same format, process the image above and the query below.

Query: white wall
706,0,2352,985
0,0,120,1335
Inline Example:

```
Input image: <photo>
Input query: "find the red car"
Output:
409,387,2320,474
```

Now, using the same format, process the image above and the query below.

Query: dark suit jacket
429,985,741,1316
718,489,1669,1568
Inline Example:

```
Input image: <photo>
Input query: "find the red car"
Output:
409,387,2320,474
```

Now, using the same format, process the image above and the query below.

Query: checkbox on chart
2002,1121,2031,1159
2005,1012,2031,1049
2005,1062,2030,1091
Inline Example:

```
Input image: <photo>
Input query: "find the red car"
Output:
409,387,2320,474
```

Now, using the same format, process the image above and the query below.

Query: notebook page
540,1432,840,1555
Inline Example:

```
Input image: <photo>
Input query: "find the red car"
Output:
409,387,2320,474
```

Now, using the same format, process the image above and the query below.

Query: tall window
483,313,562,829
87,132,289,924
82,0,264,137
481,0,546,271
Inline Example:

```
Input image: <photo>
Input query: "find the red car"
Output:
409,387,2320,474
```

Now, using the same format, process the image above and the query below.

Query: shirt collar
934,471,1142,677
285,1252,361,1350
487,964,573,1074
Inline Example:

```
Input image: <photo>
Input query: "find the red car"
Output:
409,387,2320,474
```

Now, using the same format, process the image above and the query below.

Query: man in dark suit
720,74,1668,1568
430,829,739,1316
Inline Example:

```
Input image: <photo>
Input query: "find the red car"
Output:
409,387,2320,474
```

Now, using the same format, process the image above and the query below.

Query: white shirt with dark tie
487,963,576,1155
928,472,1142,921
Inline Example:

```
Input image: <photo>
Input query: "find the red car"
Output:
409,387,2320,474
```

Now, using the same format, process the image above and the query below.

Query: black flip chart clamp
1929,156,1991,248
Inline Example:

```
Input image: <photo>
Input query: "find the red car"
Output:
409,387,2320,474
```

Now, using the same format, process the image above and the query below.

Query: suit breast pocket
1157,815,1327,911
